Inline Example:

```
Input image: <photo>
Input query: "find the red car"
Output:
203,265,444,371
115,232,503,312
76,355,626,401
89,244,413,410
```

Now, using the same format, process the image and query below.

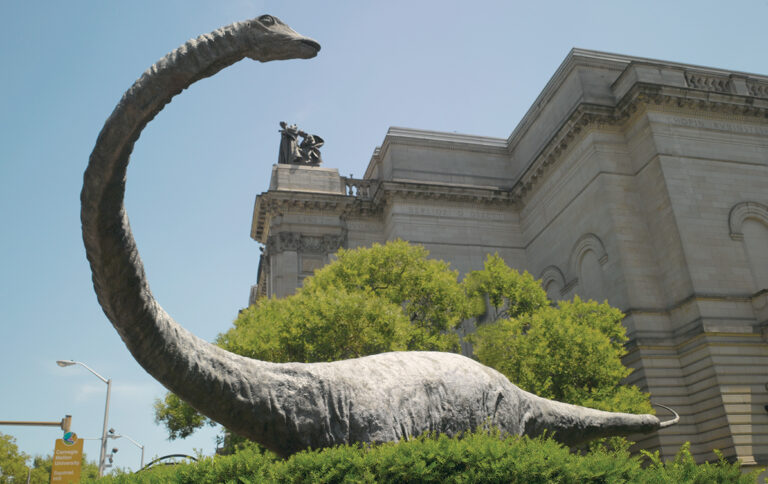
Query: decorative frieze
683,72,768,99
684,72,733,93
266,231,345,255
746,79,768,98
266,232,299,253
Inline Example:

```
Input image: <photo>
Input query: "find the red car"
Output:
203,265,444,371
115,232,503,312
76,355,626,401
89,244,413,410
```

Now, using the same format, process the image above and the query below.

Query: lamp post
108,428,145,469
56,360,112,477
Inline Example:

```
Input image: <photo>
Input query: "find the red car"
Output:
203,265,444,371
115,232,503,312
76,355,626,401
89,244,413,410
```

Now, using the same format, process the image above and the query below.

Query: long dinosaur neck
80,19,309,448
82,21,248,330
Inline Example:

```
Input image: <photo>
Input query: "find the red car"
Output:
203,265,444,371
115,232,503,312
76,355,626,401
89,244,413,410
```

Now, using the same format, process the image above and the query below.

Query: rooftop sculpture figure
279,121,323,165
81,15,677,458
278,121,302,164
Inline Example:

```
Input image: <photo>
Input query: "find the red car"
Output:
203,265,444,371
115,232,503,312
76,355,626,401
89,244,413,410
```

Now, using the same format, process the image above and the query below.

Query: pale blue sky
1,0,767,473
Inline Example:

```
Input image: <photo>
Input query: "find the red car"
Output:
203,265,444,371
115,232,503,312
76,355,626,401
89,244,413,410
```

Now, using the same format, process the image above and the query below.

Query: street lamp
109,428,145,469
56,360,112,477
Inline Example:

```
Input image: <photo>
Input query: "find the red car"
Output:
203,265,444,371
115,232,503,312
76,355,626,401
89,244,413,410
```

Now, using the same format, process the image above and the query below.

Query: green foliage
0,432,29,482
471,296,652,414
304,240,471,345
463,254,549,320
639,443,754,483
155,240,466,441
154,392,216,440
87,431,761,484
216,432,265,457
154,242,651,445
219,288,412,363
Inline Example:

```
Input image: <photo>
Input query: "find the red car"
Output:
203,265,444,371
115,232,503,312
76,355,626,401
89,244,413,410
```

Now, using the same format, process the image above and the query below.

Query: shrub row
89,431,761,484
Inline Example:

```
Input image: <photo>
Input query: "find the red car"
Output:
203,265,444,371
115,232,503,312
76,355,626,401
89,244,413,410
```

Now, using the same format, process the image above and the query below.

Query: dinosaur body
81,15,675,457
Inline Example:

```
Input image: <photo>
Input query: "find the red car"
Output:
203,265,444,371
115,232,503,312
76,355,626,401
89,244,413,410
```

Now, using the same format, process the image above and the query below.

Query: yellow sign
50,432,83,484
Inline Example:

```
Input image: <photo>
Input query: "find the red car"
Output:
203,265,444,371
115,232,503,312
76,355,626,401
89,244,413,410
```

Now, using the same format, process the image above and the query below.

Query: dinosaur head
243,15,320,62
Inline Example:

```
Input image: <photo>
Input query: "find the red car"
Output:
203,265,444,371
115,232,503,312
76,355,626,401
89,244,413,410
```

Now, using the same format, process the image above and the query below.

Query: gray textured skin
81,16,674,458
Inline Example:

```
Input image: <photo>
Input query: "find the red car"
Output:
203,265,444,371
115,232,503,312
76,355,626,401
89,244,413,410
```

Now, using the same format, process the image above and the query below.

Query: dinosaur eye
258,15,275,26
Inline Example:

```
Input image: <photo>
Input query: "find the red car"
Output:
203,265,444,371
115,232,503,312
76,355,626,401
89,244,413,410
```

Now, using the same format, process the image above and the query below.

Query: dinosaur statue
81,15,678,458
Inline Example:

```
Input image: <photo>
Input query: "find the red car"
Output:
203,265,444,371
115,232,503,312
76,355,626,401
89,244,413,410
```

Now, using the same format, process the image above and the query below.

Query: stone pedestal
268,164,346,195
251,165,349,301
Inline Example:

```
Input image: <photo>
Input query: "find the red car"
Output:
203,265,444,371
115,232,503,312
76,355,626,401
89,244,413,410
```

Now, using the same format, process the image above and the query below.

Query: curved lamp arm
56,360,109,384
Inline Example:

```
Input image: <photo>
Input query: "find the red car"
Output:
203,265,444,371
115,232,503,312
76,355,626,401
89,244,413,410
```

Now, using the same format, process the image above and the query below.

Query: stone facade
251,49,768,469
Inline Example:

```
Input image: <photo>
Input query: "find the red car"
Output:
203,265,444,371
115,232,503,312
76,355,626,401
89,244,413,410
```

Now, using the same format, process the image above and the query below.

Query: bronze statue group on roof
278,121,323,166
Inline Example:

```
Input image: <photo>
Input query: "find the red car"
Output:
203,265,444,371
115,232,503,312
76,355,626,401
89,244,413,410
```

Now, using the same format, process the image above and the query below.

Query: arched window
539,265,566,302
579,250,608,302
568,233,609,302
729,202,768,292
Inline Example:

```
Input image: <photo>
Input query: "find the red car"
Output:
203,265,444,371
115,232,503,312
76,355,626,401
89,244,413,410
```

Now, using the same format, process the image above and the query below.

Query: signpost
50,432,83,483
0,416,79,482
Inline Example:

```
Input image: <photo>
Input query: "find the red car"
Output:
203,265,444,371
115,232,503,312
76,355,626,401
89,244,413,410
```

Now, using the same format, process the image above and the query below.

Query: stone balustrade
342,177,374,199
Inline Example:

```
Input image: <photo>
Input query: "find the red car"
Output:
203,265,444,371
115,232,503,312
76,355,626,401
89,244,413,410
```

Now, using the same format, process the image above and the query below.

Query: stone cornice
505,50,625,149
252,177,520,243
372,180,518,207
365,128,508,180
509,49,768,148
512,82,768,200
511,102,617,199
251,190,352,242
362,51,768,197
387,126,507,149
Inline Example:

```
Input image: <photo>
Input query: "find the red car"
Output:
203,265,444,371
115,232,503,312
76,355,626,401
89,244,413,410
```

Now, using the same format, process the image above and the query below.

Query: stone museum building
250,49,768,468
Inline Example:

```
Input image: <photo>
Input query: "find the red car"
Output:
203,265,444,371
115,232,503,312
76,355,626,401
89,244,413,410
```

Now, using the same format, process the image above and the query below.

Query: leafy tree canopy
154,243,651,446
0,432,29,482
153,392,216,440
156,241,467,442
471,296,651,414
463,254,549,320
303,241,472,342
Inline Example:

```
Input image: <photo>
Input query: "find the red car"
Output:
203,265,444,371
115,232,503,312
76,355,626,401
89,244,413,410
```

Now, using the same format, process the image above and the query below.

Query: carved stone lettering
346,221,381,231
666,116,768,136
403,206,506,221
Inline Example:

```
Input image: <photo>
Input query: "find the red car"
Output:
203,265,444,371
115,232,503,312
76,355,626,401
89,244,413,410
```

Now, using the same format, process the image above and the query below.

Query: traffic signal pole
0,415,72,431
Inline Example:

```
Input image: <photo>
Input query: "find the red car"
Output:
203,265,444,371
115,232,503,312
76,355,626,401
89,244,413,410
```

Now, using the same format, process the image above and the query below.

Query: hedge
88,431,761,484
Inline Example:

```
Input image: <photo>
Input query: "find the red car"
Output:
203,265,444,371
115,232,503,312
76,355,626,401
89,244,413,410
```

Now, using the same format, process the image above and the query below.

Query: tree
154,243,651,445
303,241,471,348
463,254,549,321
221,288,417,362
463,254,650,415
154,392,216,440
471,295,651,414
0,432,29,482
155,240,470,443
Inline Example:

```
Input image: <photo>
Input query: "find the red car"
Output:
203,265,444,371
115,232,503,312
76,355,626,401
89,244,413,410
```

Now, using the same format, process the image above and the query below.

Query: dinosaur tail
522,393,678,445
